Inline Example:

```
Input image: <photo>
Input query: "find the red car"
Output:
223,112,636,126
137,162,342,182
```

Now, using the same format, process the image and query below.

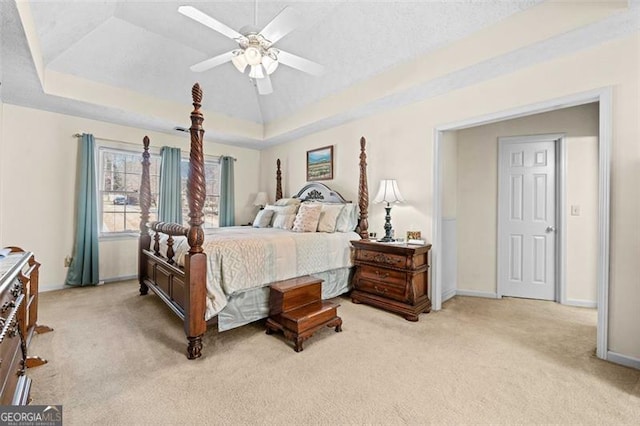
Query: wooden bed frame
138,83,369,359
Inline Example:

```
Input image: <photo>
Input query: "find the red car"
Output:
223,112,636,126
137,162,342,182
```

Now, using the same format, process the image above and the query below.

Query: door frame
432,87,611,360
496,133,566,302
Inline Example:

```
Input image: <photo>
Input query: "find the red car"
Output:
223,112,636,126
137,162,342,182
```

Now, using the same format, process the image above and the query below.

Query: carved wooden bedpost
139,136,152,295
275,159,283,201
184,83,207,359
357,137,369,240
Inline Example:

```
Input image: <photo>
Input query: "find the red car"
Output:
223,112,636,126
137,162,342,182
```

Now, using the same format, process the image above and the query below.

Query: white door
498,136,557,300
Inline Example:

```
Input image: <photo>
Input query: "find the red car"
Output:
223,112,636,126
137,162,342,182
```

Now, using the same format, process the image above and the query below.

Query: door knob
546,226,556,233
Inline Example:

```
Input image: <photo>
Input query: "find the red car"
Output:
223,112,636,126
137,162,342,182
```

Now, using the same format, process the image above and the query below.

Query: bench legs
266,316,342,352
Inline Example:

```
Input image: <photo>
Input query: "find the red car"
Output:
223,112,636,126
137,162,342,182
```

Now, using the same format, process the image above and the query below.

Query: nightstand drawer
356,249,406,269
358,265,407,287
354,278,407,302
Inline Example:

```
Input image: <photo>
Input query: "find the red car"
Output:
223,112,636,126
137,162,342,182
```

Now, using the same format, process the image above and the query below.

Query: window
180,158,220,228
99,147,160,235
98,146,219,234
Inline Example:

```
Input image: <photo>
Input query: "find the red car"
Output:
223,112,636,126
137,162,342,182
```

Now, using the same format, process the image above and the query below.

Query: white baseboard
442,288,456,302
39,275,136,293
607,351,640,370
455,289,500,299
102,275,137,284
565,298,597,308
39,284,67,293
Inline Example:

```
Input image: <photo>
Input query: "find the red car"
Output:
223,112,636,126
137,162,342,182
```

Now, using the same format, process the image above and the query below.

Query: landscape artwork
306,146,334,181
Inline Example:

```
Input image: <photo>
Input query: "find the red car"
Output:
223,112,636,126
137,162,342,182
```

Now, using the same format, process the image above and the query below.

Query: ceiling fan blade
178,6,244,41
276,50,324,77
256,74,273,95
259,7,299,45
190,51,235,72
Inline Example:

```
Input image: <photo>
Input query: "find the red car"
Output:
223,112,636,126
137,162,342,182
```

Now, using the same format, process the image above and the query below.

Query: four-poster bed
138,83,369,359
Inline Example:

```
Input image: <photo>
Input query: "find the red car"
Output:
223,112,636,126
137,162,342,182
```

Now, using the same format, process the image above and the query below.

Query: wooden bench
265,276,342,352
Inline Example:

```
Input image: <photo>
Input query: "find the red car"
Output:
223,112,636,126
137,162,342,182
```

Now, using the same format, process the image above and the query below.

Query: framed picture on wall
306,145,334,181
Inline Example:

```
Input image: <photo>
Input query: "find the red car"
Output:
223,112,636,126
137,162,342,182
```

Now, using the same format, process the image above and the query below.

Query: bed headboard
295,183,350,203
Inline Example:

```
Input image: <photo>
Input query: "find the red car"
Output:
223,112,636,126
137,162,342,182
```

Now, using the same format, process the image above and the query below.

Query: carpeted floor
27,280,639,425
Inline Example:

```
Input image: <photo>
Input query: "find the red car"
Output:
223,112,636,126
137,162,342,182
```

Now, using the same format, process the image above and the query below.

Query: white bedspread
162,227,359,320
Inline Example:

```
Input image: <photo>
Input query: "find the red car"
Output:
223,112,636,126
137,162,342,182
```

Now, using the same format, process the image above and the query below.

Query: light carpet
27,280,640,425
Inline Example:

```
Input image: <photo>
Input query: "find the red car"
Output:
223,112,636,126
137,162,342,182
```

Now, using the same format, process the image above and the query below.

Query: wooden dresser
0,250,33,404
351,240,432,321
0,247,51,405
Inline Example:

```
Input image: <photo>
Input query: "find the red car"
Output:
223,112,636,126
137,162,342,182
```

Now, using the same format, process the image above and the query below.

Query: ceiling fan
178,5,325,95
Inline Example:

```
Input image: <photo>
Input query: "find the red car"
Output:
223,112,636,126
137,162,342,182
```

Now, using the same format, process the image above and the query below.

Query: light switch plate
571,205,580,216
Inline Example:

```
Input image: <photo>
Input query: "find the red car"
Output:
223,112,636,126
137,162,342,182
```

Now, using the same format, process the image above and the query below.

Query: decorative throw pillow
335,203,359,232
273,214,295,230
264,204,298,226
274,197,301,207
292,203,323,233
252,209,274,228
317,203,345,233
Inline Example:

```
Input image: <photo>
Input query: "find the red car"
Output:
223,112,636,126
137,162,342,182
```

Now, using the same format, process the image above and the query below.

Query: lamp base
379,205,394,242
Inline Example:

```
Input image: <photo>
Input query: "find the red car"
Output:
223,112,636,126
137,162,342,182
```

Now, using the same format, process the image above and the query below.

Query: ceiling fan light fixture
262,54,279,75
231,51,248,73
244,46,262,66
249,64,265,79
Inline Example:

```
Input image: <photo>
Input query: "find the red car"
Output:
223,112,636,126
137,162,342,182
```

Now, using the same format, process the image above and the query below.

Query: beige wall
456,104,599,304
441,131,458,219
260,34,640,358
0,105,260,290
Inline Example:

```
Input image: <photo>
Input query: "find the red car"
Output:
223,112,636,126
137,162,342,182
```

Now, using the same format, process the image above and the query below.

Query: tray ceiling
1,1,637,148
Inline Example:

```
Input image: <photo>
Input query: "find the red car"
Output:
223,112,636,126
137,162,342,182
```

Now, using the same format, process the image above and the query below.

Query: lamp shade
231,53,248,73
373,179,405,204
253,192,268,208
249,64,265,79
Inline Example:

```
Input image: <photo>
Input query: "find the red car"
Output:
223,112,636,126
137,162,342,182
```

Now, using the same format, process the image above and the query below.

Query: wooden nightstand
351,240,432,321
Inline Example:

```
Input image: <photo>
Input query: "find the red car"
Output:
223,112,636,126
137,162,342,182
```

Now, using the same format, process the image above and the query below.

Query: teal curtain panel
219,156,235,227
65,133,100,286
158,146,182,224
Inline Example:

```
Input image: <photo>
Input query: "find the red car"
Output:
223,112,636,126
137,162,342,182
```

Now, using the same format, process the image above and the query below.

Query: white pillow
264,204,298,226
273,214,295,230
252,209,274,228
292,203,322,233
317,203,345,233
274,197,301,207
335,203,358,232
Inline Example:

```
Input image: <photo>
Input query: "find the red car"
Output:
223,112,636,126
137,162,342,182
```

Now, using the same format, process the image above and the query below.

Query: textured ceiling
1,1,638,148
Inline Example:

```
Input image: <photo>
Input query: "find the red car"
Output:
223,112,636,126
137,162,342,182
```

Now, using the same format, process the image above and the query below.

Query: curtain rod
73,133,141,147
72,133,237,160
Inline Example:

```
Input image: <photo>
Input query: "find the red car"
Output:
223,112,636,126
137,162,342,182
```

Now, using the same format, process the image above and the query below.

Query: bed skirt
217,267,353,331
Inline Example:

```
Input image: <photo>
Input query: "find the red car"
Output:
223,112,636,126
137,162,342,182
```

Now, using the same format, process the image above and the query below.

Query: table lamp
253,192,268,210
373,179,405,242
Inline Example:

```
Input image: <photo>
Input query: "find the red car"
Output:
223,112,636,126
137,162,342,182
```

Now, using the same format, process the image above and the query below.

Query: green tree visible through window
99,148,161,234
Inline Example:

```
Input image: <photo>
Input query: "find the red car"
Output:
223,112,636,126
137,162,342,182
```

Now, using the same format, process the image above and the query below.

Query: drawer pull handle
373,286,388,295
11,282,22,298
1,301,15,313
373,254,396,265
374,270,389,279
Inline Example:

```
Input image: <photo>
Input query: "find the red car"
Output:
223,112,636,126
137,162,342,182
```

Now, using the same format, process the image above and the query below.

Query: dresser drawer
356,249,406,269
354,278,407,302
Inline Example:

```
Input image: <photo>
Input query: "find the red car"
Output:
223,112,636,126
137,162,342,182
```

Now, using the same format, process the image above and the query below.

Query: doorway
432,88,611,360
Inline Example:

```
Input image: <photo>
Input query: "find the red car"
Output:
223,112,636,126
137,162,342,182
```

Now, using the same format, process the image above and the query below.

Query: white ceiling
1,1,638,148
